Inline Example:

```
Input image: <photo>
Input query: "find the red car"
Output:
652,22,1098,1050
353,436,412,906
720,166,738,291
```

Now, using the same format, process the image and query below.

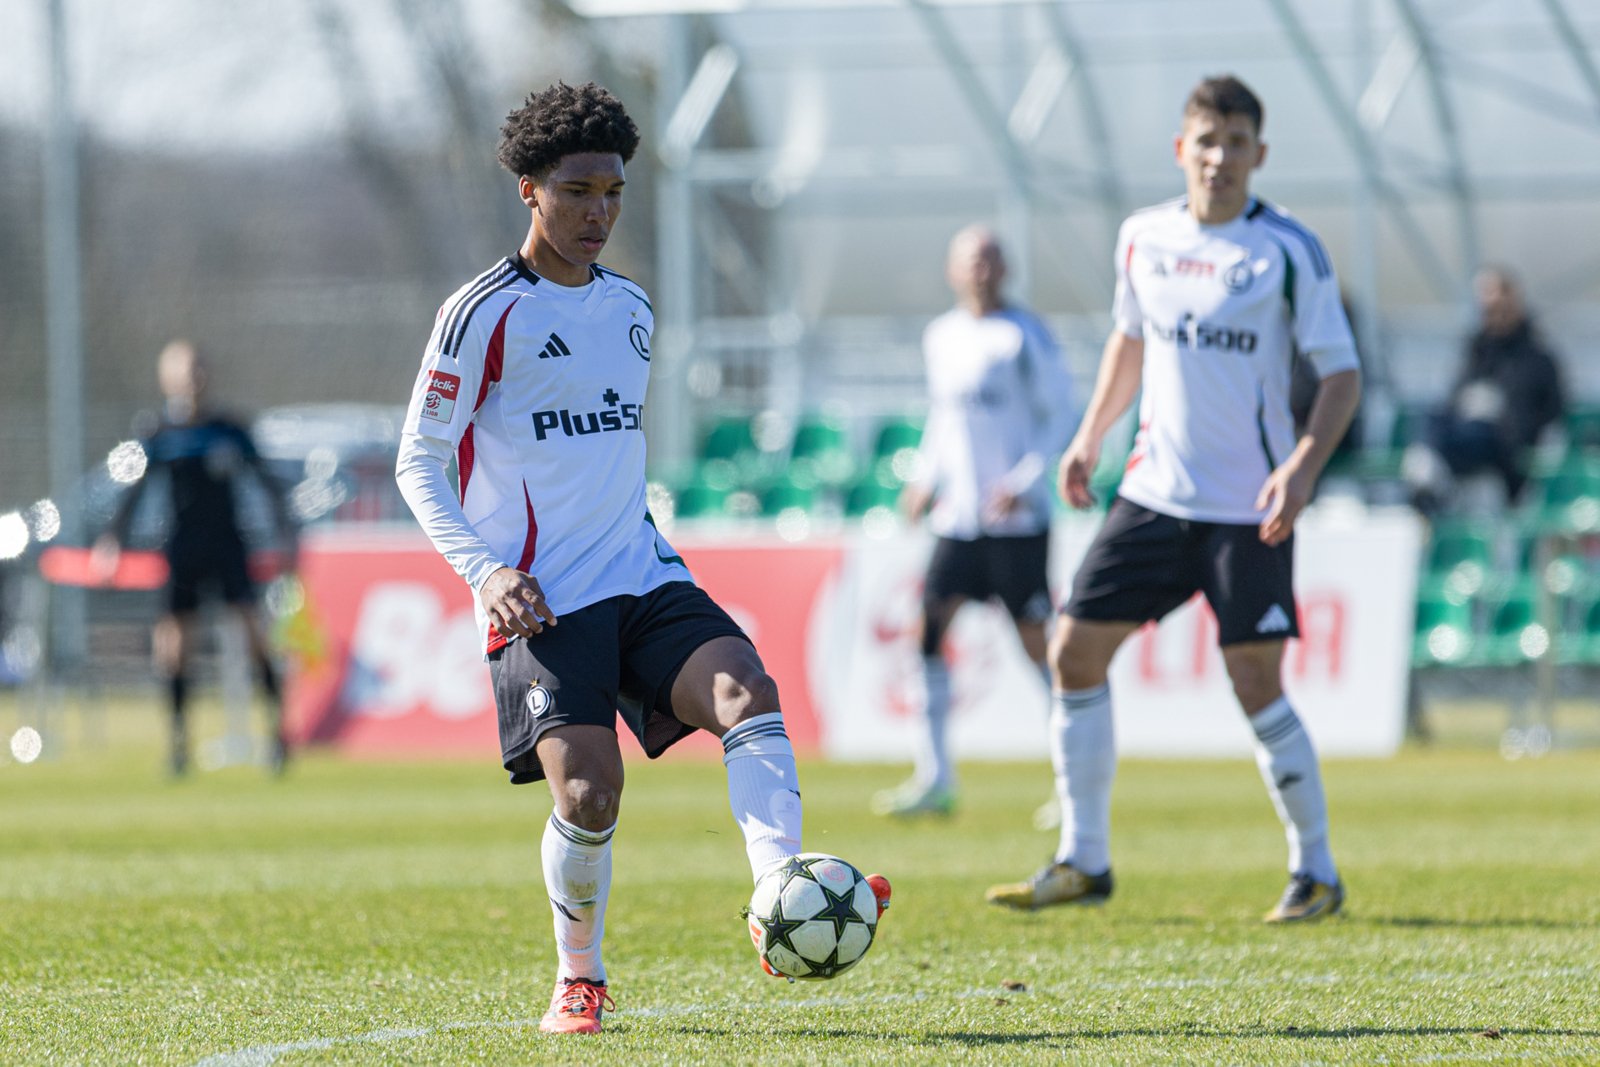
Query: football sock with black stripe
722,713,803,882
541,813,614,982
1249,696,1337,885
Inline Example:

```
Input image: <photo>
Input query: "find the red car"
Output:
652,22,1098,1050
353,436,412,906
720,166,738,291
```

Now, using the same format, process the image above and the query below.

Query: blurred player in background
92,340,298,777
873,226,1076,820
1404,266,1565,515
986,75,1362,923
394,82,887,1037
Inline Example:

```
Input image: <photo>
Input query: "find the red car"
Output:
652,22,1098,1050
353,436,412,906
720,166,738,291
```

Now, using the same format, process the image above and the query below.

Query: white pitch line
192,989,970,1066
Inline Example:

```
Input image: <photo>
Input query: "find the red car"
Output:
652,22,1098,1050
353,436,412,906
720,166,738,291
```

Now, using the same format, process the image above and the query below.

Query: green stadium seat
789,416,857,487
1388,403,1431,450
1411,592,1475,668
845,475,901,516
1581,594,1600,665
1426,521,1498,599
1528,463,1600,534
673,483,730,519
701,415,757,461
872,417,924,459
1480,580,1553,666
760,480,815,516
1566,407,1600,450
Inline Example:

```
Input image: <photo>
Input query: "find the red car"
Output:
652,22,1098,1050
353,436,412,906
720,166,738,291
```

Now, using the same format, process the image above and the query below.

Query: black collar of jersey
509,254,543,286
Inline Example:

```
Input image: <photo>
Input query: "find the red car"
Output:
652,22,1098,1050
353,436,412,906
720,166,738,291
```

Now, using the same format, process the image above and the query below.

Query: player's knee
714,666,780,725
1050,627,1106,691
553,775,623,831
1225,654,1282,713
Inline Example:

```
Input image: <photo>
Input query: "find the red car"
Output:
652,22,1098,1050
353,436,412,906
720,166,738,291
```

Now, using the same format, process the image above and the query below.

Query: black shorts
487,580,750,784
165,537,255,615
924,532,1053,623
1063,497,1299,647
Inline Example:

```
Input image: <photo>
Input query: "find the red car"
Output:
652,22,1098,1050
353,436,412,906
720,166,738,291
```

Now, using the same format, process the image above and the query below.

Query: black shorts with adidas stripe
487,580,750,784
1062,496,1299,647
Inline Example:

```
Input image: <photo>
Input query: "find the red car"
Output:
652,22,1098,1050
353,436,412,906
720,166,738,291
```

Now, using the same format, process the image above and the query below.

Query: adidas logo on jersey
539,332,573,360
1255,604,1292,634
531,389,645,441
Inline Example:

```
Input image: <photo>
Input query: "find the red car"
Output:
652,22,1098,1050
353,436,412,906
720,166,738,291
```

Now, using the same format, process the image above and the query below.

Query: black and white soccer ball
746,853,879,980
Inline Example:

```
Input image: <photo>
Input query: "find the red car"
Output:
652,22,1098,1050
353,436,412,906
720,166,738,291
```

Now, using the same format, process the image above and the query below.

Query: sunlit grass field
3,697,1599,1065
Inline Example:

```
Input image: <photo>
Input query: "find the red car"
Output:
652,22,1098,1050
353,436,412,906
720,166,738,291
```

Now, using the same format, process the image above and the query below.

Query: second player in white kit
986,75,1361,925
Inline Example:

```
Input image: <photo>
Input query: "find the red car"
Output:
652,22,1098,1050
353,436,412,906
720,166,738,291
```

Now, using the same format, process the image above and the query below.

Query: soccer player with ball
986,75,1362,923
395,82,888,1035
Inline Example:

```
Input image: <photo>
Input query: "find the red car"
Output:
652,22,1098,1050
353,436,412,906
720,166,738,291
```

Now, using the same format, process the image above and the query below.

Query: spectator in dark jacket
1407,267,1565,513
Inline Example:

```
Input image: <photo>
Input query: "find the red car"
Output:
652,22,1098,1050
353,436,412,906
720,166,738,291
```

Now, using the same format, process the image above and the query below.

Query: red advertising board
283,529,839,759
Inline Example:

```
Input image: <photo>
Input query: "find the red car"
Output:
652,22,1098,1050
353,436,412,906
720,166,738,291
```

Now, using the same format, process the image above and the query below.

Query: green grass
3,704,1599,1065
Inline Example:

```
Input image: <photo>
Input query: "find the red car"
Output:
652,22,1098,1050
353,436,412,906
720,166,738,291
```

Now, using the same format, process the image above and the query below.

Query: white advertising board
810,506,1423,760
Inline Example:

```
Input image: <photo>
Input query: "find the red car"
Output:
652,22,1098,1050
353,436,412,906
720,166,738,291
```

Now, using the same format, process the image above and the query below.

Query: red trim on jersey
474,303,515,413
1124,421,1149,473
1123,237,1138,301
517,481,539,572
457,303,515,503
457,424,476,502
483,482,539,656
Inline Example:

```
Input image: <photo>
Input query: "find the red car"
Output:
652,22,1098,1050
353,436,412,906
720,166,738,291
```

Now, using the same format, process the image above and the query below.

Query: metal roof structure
567,0,1600,457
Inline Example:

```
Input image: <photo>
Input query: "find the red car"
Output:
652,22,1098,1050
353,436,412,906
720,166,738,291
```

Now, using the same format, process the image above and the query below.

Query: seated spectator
1405,266,1565,514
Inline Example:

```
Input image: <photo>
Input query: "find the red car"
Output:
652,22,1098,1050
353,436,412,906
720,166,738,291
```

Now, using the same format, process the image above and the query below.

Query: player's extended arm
239,428,301,560
394,432,556,637
1255,367,1362,546
1058,331,1144,509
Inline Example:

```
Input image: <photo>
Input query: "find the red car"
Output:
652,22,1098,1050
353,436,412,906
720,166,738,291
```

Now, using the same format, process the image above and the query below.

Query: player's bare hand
479,566,557,638
899,483,934,524
89,535,121,585
1255,461,1314,546
984,485,1023,523
1058,437,1101,510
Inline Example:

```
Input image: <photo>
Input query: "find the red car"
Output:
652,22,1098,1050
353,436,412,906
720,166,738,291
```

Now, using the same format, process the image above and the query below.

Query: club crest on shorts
526,682,553,718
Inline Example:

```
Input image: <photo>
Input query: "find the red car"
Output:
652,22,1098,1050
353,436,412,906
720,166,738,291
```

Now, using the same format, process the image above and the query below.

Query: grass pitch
3,703,1599,1065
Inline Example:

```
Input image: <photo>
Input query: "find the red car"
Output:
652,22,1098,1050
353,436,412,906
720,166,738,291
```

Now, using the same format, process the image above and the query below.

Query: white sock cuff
1060,683,1110,712
1249,696,1300,742
721,712,791,763
548,812,615,848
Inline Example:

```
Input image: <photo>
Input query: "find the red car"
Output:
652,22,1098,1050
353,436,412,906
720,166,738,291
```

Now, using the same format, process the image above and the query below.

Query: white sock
915,655,955,791
1052,684,1115,874
541,812,613,982
1249,696,1338,885
722,713,803,882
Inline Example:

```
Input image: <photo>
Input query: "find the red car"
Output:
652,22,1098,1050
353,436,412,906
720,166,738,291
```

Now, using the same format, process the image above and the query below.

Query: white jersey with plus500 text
397,256,688,654
915,306,1077,539
1112,197,1359,524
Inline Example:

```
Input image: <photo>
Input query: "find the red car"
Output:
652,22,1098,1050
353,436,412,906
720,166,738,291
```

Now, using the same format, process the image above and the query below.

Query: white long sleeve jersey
395,256,688,656
915,306,1077,539
1112,197,1360,523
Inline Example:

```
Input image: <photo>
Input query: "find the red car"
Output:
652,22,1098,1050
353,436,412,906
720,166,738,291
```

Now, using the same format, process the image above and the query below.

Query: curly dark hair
1184,74,1264,135
497,82,640,180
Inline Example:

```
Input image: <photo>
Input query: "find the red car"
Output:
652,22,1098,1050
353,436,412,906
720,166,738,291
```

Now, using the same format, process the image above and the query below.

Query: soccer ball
746,853,879,980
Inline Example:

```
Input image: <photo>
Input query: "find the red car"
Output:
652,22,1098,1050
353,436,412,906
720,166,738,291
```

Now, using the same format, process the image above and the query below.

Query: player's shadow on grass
652,1023,1598,1044
1371,915,1593,930
1274,1027,1597,1040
